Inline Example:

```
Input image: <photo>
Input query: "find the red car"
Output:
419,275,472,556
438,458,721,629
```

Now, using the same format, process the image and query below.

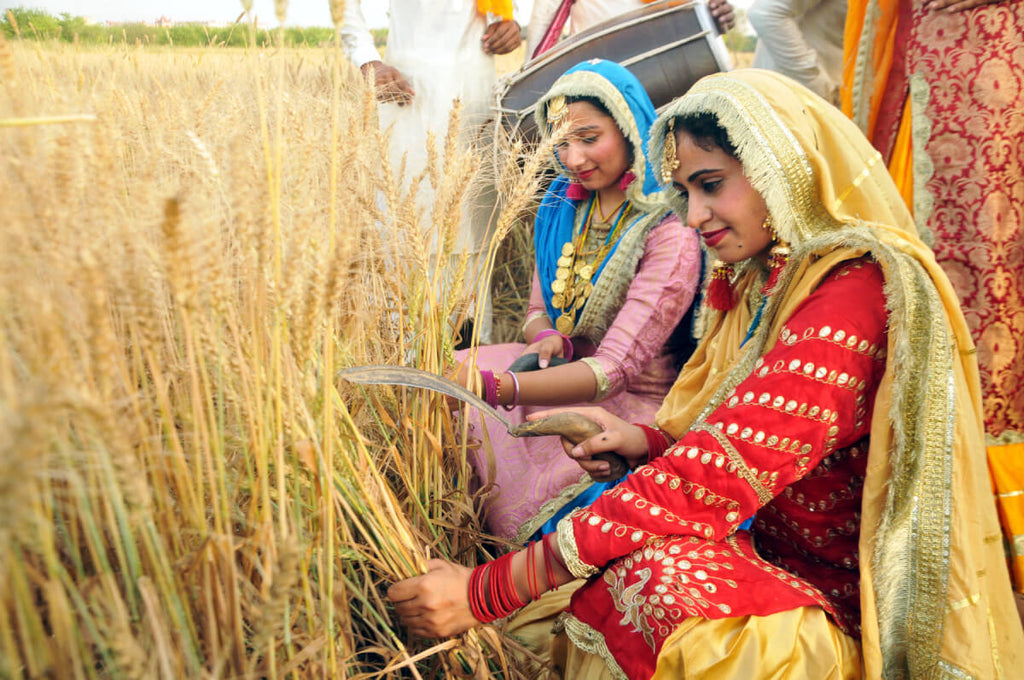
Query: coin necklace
551,193,630,335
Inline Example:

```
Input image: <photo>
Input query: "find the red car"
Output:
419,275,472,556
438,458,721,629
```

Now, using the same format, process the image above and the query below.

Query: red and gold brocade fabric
842,0,1024,598
556,261,887,680
842,0,1024,440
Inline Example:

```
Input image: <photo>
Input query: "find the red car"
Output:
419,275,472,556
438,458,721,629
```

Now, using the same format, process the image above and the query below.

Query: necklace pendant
561,242,574,257
551,279,566,294
552,293,565,308
578,264,594,280
556,314,575,335
557,255,572,268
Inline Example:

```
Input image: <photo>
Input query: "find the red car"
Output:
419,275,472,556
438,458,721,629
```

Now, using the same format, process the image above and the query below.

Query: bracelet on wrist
634,423,674,461
532,328,574,362
502,371,520,411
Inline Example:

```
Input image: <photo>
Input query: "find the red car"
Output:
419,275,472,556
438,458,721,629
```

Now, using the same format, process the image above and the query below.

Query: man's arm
340,1,415,105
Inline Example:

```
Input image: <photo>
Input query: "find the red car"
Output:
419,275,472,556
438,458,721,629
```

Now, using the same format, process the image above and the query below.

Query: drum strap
531,0,577,58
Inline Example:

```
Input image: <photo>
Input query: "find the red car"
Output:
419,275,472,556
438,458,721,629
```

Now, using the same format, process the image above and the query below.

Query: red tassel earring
707,260,736,311
566,180,589,201
618,170,636,191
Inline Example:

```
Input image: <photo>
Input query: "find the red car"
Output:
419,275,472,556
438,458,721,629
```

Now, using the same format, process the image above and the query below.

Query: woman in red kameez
387,70,1023,679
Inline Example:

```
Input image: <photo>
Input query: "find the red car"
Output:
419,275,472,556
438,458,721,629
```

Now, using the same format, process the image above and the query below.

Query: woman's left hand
387,559,478,638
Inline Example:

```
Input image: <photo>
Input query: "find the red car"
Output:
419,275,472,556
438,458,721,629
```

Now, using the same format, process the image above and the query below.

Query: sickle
337,365,628,481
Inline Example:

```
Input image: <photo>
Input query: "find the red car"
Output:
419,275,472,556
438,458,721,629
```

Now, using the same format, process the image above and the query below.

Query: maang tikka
661,118,681,184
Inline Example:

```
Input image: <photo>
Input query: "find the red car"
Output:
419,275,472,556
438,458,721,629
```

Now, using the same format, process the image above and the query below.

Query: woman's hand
387,559,478,638
529,406,649,475
521,333,565,369
447,364,481,410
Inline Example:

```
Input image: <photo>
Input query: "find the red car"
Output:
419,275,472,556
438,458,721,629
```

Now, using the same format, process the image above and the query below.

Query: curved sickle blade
337,365,514,432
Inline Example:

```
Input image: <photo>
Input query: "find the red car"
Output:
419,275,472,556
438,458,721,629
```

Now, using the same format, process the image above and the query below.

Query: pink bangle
533,328,574,362
479,369,499,408
502,371,520,411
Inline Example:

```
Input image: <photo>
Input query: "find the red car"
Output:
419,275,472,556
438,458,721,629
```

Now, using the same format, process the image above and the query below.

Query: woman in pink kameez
456,60,701,541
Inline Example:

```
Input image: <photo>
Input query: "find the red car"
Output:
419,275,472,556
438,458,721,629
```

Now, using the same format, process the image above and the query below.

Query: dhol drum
494,0,732,141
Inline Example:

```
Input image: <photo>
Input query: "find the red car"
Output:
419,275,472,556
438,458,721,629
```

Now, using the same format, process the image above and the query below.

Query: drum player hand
482,20,522,55
360,60,415,105
708,0,736,33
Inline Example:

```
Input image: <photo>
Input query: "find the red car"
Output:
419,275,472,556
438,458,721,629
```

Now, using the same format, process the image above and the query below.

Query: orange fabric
988,442,1024,593
840,0,898,140
477,0,513,20
885,97,913,211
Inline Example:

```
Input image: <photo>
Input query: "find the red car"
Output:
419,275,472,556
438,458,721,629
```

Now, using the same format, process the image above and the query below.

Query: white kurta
341,0,499,255
748,0,846,103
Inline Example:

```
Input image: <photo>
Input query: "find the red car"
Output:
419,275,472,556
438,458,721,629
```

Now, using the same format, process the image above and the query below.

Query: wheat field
0,20,551,678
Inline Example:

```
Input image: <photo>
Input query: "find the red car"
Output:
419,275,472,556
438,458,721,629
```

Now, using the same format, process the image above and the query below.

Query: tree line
0,7,392,48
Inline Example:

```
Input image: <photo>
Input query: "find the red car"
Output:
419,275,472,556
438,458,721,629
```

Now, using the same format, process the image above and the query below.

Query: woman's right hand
521,333,565,369
529,406,650,475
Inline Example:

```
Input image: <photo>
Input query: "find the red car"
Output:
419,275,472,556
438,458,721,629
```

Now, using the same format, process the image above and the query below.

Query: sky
0,1,539,28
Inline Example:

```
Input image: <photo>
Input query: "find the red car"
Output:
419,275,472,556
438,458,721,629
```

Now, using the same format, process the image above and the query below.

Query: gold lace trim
691,421,774,506
513,473,593,545
561,614,628,680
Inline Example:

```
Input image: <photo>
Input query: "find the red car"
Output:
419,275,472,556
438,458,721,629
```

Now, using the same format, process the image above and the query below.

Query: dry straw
0,26,551,680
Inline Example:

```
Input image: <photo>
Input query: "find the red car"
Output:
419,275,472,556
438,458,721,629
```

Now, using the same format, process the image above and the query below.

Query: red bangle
541,533,561,591
634,424,673,461
467,552,526,623
525,541,540,601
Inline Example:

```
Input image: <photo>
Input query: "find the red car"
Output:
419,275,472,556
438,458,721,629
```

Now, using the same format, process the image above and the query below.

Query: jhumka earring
661,118,681,184
761,212,791,295
707,260,736,311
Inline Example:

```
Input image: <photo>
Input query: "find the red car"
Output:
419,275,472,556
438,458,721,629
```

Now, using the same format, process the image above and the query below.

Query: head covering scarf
645,69,1022,679
532,59,667,327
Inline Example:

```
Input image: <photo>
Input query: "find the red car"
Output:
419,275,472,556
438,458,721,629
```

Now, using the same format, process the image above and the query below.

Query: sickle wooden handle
508,411,629,482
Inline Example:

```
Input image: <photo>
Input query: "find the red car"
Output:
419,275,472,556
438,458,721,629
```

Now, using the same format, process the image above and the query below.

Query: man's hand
387,560,478,638
482,20,522,55
922,0,1001,10
708,0,736,33
360,60,415,105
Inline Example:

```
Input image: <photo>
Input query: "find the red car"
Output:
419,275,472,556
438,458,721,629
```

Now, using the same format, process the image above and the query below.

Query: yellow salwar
507,590,861,679
652,608,861,680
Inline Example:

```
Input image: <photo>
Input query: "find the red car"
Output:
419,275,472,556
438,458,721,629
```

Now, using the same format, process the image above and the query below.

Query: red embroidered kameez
559,261,886,679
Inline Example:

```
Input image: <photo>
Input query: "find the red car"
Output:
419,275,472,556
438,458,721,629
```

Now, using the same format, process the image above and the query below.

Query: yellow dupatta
646,70,1023,678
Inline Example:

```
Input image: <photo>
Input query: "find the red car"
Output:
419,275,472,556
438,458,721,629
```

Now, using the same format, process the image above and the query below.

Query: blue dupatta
533,60,664,325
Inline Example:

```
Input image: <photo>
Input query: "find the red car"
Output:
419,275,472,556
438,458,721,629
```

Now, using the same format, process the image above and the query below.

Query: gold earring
661,118,680,184
762,212,777,240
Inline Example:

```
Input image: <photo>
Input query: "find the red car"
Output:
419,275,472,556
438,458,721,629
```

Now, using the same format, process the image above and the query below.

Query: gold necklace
551,197,631,335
